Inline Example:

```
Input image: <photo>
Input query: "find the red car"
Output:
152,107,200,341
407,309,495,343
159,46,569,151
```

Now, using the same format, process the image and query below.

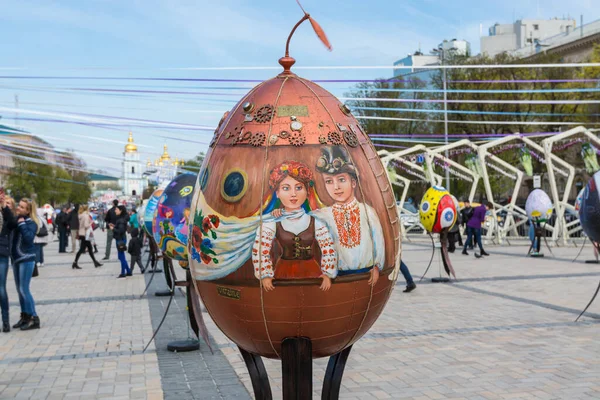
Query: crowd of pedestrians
0,196,146,334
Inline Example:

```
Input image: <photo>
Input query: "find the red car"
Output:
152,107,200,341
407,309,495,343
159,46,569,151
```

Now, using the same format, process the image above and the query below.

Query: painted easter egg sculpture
579,172,600,243
152,173,196,267
419,186,457,234
143,184,167,238
137,203,146,232
525,189,553,223
419,186,457,279
187,26,400,361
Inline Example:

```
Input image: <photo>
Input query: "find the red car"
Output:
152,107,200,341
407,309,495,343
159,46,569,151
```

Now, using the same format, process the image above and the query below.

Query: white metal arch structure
478,134,574,244
428,140,481,202
379,150,413,240
379,147,443,238
390,144,444,186
541,126,600,241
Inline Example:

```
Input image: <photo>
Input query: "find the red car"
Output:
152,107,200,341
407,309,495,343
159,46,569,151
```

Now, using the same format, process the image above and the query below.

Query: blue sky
0,0,597,174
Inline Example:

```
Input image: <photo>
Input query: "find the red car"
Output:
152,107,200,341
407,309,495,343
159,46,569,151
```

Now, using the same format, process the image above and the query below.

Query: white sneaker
36,262,40,268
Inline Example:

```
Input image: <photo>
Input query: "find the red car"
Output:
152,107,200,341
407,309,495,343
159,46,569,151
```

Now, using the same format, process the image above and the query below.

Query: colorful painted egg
187,57,401,359
143,183,167,237
525,189,553,222
579,172,600,242
152,173,196,266
575,188,585,212
419,186,457,233
137,203,146,230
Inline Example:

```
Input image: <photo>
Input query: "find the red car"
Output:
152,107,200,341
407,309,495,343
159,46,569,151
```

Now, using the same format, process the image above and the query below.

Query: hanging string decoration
485,160,518,180
464,153,483,176
519,147,534,177
528,149,569,178
433,159,473,182
582,143,600,174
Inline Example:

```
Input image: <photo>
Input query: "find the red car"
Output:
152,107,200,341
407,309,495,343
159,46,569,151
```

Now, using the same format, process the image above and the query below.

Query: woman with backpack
72,205,103,269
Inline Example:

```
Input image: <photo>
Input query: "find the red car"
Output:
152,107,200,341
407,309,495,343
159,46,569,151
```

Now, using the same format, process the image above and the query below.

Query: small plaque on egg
277,105,309,117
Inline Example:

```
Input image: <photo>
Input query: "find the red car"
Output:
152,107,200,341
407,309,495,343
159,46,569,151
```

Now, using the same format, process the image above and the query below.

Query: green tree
6,150,53,203
50,167,72,206
68,171,92,204
183,152,206,171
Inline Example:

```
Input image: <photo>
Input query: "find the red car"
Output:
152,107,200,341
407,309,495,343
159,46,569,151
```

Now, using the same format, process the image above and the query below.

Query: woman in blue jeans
0,193,16,332
11,198,41,330
111,206,131,278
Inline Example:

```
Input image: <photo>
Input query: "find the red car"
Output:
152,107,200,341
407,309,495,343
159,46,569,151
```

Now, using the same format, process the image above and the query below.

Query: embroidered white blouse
312,198,385,272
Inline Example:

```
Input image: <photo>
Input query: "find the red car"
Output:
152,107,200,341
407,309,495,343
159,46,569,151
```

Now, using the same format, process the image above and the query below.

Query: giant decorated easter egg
579,172,600,242
419,186,457,233
525,189,553,222
152,173,196,265
143,183,166,237
187,56,401,360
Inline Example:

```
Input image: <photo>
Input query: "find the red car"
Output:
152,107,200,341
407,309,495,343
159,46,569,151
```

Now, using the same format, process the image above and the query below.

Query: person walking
129,207,139,231
33,208,50,269
56,207,69,253
112,205,131,278
400,261,417,293
102,200,119,261
11,198,41,330
462,201,491,257
0,191,15,332
461,199,474,249
128,228,144,274
68,204,80,253
72,205,103,269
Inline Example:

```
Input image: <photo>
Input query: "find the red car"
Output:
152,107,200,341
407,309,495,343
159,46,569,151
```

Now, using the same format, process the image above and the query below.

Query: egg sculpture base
236,336,353,400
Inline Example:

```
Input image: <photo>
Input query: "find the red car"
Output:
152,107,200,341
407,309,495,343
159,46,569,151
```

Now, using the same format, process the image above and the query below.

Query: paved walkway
0,233,599,399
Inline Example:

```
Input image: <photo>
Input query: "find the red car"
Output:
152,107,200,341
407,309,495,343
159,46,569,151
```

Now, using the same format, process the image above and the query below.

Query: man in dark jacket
0,192,16,332
460,199,474,249
103,200,119,260
68,204,79,253
55,207,70,253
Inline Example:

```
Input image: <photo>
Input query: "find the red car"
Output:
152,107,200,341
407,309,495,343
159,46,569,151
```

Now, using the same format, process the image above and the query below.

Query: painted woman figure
252,161,337,291
312,146,385,286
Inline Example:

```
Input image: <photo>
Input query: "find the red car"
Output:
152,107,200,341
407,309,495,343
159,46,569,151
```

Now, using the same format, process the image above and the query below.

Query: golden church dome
124,132,138,153
160,144,171,161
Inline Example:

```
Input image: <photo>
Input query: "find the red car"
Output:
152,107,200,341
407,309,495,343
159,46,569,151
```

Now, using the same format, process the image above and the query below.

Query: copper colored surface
192,27,400,358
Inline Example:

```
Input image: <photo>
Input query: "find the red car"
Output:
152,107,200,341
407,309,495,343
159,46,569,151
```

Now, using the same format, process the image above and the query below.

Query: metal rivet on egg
339,103,352,115
243,102,254,113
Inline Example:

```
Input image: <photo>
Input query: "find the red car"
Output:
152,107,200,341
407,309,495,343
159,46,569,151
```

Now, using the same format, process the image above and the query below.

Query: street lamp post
433,46,453,191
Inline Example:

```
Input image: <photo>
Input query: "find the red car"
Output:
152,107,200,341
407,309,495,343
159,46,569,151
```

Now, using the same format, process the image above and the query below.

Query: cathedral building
144,144,183,186
120,132,145,197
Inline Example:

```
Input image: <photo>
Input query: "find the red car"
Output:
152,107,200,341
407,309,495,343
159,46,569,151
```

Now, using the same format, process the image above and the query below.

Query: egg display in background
579,172,600,243
137,203,146,231
152,173,196,267
143,183,167,237
525,189,553,222
419,186,457,234
186,53,401,359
